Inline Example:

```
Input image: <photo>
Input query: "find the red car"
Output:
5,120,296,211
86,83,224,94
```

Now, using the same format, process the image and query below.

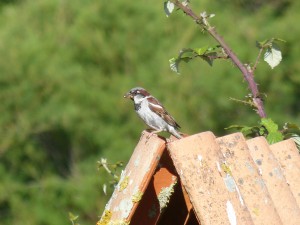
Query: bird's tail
169,127,183,139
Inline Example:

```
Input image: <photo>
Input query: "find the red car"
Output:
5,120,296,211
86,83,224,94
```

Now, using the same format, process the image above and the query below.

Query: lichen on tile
221,163,232,176
119,176,129,192
157,180,177,211
131,190,143,203
97,210,112,225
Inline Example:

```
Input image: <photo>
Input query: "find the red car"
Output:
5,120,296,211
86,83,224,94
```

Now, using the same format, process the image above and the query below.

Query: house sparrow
124,87,182,139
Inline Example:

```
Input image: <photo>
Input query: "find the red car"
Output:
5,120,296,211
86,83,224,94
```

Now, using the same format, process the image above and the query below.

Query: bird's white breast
134,96,167,131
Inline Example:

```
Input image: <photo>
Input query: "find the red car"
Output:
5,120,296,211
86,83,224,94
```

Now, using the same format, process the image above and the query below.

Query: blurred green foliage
0,0,299,224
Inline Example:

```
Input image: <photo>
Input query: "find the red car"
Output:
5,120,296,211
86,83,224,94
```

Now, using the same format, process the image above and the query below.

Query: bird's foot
145,132,158,143
139,131,146,142
166,138,173,143
144,130,161,143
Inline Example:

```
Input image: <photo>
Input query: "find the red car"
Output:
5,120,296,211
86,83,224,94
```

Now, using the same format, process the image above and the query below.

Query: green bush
0,0,299,224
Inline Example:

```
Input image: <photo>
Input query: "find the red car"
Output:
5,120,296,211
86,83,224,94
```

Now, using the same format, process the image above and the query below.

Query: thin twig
252,47,264,72
229,97,256,108
98,158,119,180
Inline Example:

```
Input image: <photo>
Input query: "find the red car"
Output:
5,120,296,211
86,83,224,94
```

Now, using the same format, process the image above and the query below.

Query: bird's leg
145,129,162,143
139,130,147,141
166,137,177,143
149,129,162,137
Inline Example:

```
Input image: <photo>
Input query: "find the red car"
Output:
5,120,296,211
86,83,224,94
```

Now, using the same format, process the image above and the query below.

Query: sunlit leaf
169,57,179,74
193,47,209,55
260,118,278,133
260,118,283,143
169,57,192,74
267,131,283,144
264,44,282,69
164,1,174,17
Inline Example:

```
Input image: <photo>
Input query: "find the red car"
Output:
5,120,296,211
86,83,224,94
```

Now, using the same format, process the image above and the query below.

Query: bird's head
124,87,150,101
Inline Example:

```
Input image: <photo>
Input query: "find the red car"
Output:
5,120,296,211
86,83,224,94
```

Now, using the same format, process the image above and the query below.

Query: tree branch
172,0,267,118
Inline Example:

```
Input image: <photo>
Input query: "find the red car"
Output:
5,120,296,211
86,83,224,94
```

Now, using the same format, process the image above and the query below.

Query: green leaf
179,48,194,56
257,37,286,49
200,53,217,66
169,57,192,74
193,46,209,55
169,58,179,73
240,126,255,134
260,118,283,144
260,118,278,133
264,44,282,69
226,120,285,143
225,124,260,137
169,57,182,74
169,46,225,73
266,131,284,144
164,1,175,17
181,57,193,63
257,37,285,69
259,126,266,136
200,55,213,66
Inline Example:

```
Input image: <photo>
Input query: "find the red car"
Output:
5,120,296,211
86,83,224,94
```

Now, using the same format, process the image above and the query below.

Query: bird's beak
124,92,133,99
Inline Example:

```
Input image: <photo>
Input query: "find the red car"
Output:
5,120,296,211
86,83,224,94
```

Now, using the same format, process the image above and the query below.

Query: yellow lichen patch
97,210,112,225
221,163,232,176
157,180,177,211
131,190,143,203
252,207,260,216
119,176,129,192
109,220,130,225
97,211,130,225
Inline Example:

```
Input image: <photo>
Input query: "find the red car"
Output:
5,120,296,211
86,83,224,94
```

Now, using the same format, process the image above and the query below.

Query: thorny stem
173,0,267,118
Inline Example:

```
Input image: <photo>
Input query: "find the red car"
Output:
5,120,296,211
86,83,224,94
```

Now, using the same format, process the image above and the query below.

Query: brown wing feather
147,96,181,129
